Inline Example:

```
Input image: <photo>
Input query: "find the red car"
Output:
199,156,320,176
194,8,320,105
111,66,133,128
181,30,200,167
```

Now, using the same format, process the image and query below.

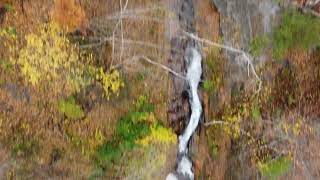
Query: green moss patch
58,97,84,120
273,9,320,59
259,156,292,179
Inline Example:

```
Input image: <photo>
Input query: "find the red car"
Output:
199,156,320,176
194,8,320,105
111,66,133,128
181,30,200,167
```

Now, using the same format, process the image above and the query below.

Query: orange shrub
51,0,87,32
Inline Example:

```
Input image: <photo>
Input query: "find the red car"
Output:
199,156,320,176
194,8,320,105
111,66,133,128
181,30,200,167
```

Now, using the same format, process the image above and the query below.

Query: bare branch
184,31,262,93
90,6,166,25
204,120,226,126
120,0,129,64
79,37,167,51
95,15,164,23
111,0,129,66
108,55,186,80
139,56,186,80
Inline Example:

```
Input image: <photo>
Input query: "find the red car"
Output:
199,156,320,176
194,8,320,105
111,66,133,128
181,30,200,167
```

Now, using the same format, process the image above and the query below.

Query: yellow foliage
83,128,106,156
14,22,124,98
293,120,302,136
136,125,177,146
96,68,124,98
0,27,17,39
222,106,243,139
281,119,303,136
16,22,79,87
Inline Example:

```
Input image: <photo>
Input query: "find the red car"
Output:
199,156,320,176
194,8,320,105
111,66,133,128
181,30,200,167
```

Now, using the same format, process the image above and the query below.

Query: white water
179,48,202,154
166,47,202,180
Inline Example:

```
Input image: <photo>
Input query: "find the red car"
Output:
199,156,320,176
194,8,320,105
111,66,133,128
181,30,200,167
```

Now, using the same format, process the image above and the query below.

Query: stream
167,48,202,180
166,0,202,179
167,47,202,180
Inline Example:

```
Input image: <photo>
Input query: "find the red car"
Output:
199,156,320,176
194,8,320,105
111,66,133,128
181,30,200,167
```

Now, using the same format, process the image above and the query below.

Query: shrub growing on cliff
94,96,176,171
96,67,124,98
58,96,84,120
16,22,81,87
14,22,123,97
249,35,269,57
273,9,320,59
258,156,292,179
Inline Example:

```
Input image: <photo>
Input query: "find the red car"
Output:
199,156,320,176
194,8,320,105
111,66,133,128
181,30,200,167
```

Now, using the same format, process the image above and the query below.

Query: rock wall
211,0,280,100
209,0,280,179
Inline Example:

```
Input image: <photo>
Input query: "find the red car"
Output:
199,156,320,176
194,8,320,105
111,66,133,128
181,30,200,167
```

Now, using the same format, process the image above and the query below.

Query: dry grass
288,49,320,117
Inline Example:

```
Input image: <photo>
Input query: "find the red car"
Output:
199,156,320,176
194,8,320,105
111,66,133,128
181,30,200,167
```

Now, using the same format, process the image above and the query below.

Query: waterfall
167,47,202,180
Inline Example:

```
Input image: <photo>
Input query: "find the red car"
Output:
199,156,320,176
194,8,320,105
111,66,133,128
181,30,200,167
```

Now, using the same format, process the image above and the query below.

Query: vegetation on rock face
272,9,320,59
0,0,170,179
16,22,80,87
258,156,292,179
248,9,320,60
96,67,124,98
136,124,176,146
94,96,176,174
1,0,320,179
203,47,224,94
10,21,123,98
249,35,269,57
58,97,84,120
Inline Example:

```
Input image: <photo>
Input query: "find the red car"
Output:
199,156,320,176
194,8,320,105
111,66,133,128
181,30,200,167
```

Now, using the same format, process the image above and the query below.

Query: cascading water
167,47,202,180
165,0,202,179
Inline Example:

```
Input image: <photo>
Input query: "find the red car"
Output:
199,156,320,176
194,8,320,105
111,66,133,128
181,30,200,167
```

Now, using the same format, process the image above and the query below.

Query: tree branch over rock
183,31,262,93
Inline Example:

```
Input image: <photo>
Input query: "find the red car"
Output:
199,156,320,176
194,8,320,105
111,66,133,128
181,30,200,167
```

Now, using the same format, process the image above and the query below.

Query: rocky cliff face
208,0,280,179
212,0,279,51
211,0,280,100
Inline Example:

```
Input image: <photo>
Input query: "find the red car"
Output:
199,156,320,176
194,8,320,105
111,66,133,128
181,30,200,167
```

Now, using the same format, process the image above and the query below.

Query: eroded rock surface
211,0,280,100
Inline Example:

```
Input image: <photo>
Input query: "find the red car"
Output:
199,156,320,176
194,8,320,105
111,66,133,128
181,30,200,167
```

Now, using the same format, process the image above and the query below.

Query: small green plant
273,9,320,59
0,59,13,72
258,156,292,179
249,35,269,57
251,102,261,121
95,111,151,169
135,95,155,112
204,48,223,94
94,96,175,171
4,3,14,11
94,96,153,169
0,27,17,37
58,97,84,120
210,143,218,159
11,139,38,157
135,71,147,82
203,80,214,93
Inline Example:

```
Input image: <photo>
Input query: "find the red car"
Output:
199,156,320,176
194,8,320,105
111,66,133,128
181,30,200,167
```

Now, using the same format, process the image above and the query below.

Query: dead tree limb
183,31,262,93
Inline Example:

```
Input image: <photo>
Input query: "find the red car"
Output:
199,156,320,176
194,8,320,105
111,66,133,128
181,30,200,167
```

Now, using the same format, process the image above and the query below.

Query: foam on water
166,47,202,180
178,47,202,155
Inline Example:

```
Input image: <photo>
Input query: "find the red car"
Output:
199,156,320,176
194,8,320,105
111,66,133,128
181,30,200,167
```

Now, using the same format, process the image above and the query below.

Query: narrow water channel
166,0,202,179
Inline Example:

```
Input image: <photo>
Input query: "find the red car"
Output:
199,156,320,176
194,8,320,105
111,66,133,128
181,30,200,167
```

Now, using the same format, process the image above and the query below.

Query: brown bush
290,49,320,117
51,0,87,32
